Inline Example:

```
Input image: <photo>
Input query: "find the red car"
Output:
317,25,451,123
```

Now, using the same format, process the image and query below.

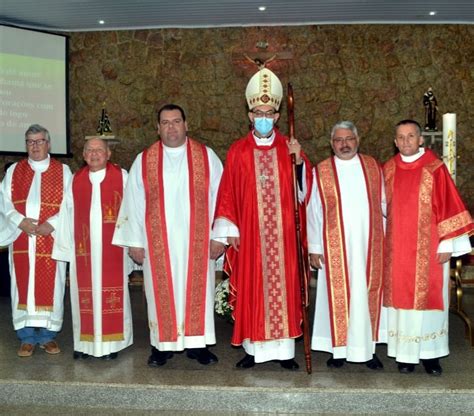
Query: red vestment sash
73,162,125,342
384,149,474,310
11,159,63,311
143,139,210,342
215,130,313,345
316,155,383,347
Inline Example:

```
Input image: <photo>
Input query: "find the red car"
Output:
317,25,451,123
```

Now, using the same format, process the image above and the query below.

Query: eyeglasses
252,110,277,118
332,136,356,145
25,139,48,147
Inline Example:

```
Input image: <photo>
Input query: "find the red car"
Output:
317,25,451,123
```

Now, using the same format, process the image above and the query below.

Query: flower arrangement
214,278,233,321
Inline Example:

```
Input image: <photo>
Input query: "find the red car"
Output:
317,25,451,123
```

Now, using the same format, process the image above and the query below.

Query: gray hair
330,121,358,140
24,124,51,142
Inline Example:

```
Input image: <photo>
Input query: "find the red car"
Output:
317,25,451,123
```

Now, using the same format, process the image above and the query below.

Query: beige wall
1,24,473,209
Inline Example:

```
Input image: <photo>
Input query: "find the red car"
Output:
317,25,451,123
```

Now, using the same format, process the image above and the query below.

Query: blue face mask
254,117,274,137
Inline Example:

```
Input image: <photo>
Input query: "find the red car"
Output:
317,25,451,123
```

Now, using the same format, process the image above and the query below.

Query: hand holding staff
287,82,312,374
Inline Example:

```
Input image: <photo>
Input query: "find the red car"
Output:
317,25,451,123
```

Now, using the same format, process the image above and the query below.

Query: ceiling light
429,11,437,16
98,20,105,24
258,6,266,12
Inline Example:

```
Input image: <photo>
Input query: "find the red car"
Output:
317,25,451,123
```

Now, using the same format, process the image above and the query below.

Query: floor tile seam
0,379,473,395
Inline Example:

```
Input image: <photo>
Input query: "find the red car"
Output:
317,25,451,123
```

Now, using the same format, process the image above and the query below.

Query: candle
442,113,456,182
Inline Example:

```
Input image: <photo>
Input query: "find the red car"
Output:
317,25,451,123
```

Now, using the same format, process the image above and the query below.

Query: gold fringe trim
17,304,27,310
35,306,53,312
80,334,94,342
102,333,124,342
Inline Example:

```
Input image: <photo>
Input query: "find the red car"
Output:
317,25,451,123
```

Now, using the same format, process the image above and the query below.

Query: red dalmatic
384,149,474,311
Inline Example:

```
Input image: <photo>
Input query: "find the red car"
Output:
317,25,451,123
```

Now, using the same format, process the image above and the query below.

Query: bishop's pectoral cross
259,171,273,187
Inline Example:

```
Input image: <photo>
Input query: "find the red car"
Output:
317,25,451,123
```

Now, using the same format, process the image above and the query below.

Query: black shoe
366,354,384,370
422,359,442,376
73,351,89,360
101,352,118,360
148,347,173,367
398,362,415,374
326,357,345,368
186,348,218,365
280,359,299,370
236,353,255,368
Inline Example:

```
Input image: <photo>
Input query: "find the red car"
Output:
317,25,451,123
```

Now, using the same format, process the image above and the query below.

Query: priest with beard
307,121,387,370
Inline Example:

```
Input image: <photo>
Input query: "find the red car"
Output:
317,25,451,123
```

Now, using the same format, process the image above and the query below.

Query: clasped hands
19,217,54,236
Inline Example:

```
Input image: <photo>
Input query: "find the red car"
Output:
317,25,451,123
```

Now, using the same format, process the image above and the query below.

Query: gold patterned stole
359,155,384,339
12,159,63,311
143,139,210,342
254,147,290,340
316,155,383,347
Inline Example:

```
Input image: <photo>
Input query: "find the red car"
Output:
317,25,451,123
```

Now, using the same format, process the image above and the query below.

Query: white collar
400,147,425,163
252,131,275,146
28,155,50,171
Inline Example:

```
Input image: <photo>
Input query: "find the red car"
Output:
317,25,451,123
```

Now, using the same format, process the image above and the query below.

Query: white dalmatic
113,140,223,351
53,168,133,356
0,157,71,331
307,155,387,362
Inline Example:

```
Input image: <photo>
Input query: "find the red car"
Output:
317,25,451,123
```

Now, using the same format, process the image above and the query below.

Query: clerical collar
28,154,50,171
335,154,360,165
162,138,187,152
252,131,275,146
89,167,106,175
400,147,425,163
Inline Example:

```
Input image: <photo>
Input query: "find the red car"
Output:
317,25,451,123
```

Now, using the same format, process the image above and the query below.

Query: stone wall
1,25,473,210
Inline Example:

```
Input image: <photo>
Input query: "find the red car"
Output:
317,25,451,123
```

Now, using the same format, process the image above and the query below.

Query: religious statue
96,107,113,135
423,87,438,131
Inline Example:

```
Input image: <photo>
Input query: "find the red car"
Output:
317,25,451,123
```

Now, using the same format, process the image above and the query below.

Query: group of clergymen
0,67,472,377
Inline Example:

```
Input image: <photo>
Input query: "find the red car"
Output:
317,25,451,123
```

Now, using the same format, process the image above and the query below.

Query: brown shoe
17,343,35,357
40,340,61,355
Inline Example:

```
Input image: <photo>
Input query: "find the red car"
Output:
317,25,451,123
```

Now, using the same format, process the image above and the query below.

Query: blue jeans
16,327,57,345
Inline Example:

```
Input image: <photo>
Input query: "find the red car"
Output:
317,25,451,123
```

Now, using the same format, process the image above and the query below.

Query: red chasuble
142,138,210,342
73,162,124,342
384,149,473,311
316,155,384,347
215,129,312,346
11,158,63,311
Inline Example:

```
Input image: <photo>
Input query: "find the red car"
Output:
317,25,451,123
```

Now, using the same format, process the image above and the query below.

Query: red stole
384,149,474,310
316,155,384,347
12,158,63,311
73,163,125,342
143,139,210,342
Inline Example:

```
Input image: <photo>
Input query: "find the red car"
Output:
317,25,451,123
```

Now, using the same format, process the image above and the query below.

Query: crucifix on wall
232,49,293,71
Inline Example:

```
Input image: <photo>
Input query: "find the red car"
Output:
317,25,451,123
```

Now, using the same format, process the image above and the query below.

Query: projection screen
0,24,69,155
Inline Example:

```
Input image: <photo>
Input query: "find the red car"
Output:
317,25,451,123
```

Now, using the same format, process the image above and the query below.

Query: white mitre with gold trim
245,68,283,111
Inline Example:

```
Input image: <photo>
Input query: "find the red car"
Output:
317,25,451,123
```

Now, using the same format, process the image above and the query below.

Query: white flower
214,279,233,320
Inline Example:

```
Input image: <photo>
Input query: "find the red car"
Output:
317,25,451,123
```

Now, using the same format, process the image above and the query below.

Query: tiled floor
0,279,473,415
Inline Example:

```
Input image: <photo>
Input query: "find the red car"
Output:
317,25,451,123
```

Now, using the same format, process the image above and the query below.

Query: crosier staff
287,82,312,374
